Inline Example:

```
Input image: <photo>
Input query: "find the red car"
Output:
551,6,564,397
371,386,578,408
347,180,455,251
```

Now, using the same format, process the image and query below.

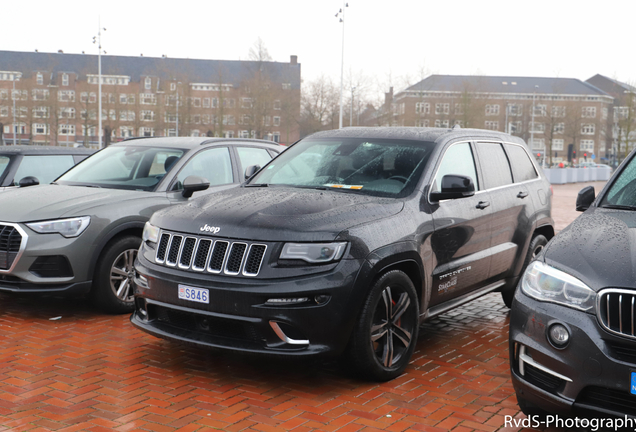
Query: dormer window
37,73,43,85
62,73,69,86
145,77,151,90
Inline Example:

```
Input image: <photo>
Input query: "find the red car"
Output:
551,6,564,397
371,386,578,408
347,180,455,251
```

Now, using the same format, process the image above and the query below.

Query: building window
223,115,235,125
580,140,594,151
203,98,210,108
530,138,545,150
435,103,450,115
508,104,523,116
58,90,75,102
273,100,281,110
120,110,135,121
241,98,252,108
36,73,43,85
552,139,564,151
170,83,176,91
582,107,597,118
552,106,566,117
485,104,500,116
33,123,48,135
273,116,281,127
32,89,49,101
0,106,8,117
59,107,75,119
141,110,155,121
224,130,234,138
415,102,430,114
530,122,545,133
145,77,152,90
553,122,565,134
139,127,154,137
82,125,96,136
581,123,595,135
434,119,450,128
120,126,134,138
282,83,291,90
239,130,250,138
224,99,235,108
33,106,49,118
58,124,75,135
454,104,464,115
165,113,177,123
485,121,499,130
616,106,630,120
140,93,156,105
602,107,608,120
62,73,69,86
533,105,547,117
416,119,429,127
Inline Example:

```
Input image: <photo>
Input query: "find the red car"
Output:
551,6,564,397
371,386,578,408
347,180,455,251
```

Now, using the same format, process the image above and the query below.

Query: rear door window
504,144,538,183
14,155,75,185
476,142,513,189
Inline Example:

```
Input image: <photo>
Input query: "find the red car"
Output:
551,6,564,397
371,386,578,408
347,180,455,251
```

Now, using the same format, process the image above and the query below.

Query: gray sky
3,0,635,95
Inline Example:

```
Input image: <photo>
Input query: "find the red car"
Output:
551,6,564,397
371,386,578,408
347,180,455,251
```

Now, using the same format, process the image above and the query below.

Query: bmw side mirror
18,176,40,188
576,186,595,212
182,175,210,198
430,174,475,201
244,164,261,180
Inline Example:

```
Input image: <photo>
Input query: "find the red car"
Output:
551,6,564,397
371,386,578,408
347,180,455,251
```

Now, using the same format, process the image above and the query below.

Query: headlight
280,242,347,263
521,261,596,311
142,221,160,243
26,216,91,238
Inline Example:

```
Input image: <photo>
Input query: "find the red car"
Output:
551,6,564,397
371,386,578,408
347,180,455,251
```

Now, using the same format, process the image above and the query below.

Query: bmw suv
132,127,554,380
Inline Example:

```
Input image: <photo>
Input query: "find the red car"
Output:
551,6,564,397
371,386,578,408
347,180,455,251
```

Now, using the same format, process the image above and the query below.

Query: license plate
631,372,636,395
178,284,209,304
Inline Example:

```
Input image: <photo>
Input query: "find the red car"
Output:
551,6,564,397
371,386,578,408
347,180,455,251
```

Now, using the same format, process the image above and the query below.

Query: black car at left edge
131,127,554,381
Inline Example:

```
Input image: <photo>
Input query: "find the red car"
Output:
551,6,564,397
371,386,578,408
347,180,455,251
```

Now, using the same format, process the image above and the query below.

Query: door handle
517,191,529,199
476,201,490,209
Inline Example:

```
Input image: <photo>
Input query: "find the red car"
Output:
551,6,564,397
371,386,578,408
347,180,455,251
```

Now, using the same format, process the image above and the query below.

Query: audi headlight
280,242,347,263
26,216,91,238
142,221,160,243
521,261,596,311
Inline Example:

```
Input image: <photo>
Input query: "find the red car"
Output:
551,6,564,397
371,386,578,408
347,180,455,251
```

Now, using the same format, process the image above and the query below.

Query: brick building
381,75,615,165
0,50,301,148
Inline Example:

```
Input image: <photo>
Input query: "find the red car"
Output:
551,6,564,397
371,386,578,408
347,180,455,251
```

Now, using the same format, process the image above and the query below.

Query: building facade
383,75,615,165
0,51,301,148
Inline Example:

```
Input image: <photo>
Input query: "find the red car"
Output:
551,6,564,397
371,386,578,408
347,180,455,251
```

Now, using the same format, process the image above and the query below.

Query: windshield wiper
600,204,636,210
245,183,269,187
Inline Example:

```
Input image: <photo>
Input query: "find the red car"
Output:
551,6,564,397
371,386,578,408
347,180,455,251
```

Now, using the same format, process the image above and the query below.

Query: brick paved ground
0,181,607,432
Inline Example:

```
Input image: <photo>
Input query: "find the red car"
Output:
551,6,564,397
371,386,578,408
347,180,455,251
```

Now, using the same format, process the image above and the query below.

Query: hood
543,207,636,292
0,184,157,222
151,186,405,242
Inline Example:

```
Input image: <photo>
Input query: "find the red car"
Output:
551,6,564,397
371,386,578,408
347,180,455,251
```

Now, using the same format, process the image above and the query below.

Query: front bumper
510,289,636,418
131,251,365,357
0,220,93,293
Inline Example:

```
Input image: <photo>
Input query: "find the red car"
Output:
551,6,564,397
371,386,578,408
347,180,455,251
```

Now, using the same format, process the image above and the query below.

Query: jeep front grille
0,223,26,271
155,231,267,277
598,289,636,340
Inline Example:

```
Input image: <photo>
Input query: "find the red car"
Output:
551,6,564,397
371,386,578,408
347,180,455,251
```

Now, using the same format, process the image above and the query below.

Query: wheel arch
533,223,555,242
88,221,145,282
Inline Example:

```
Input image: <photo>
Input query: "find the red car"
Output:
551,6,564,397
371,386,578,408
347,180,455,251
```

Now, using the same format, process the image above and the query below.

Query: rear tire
502,234,548,308
344,270,419,381
91,235,141,314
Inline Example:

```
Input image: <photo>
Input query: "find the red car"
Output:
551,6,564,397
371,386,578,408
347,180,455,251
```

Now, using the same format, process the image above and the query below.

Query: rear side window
476,142,513,189
505,144,538,182
14,155,75,185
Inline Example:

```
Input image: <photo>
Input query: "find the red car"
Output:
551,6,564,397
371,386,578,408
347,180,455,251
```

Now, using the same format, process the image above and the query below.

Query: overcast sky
3,0,635,97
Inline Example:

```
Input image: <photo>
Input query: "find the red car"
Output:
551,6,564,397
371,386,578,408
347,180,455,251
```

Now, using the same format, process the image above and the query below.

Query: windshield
249,138,434,197
56,145,185,191
601,154,636,208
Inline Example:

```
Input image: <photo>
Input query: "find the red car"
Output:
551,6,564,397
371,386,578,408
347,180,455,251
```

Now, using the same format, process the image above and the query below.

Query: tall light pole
350,86,356,126
93,20,105,148
530,84,538,162
336,2,348,129
12,77,16,145
176,82,181,136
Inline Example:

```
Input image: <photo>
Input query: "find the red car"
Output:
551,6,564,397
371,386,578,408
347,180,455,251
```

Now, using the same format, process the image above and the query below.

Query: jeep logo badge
200,224,221,234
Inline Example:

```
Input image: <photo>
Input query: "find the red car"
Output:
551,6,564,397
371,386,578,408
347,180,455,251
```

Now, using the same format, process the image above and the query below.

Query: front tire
91,235,141,314
344,270,419,381
502,234,548,308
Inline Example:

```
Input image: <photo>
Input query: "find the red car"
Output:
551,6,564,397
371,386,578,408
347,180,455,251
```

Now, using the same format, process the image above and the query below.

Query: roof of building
586,74,636,96
400,74,610,97
0,50,301,89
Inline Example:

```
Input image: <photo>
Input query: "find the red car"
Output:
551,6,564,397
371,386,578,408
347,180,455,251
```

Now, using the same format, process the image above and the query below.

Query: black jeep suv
132,127,554,380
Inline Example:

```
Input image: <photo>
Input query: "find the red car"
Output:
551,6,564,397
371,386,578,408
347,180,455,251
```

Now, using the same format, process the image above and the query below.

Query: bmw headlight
26,216,91,238
521,261,596,311
280,242,347,263
142,221,160,243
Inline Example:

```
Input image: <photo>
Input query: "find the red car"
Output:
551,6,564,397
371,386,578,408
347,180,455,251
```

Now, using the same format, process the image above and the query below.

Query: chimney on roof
290,55,298,65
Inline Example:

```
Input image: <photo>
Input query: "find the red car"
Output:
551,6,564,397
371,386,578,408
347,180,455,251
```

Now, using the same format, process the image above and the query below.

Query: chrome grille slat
153,231,266,277
598,289,636,341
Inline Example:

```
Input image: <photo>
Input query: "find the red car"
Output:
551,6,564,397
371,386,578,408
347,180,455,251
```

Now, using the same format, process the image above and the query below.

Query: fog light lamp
266,297,309,305
548,323,570,347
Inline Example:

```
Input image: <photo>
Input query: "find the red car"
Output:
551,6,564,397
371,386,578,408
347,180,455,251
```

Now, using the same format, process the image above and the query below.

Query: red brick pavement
0,182,606,431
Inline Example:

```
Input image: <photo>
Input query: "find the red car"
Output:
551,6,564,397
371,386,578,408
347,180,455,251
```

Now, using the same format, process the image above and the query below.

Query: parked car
510,147,636,419
0,137,282,313
0,145,94,191
131,127,554,381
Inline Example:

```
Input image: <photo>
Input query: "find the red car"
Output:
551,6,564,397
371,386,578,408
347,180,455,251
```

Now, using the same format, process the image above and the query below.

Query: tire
502,234,548,308
516,394,549,421
91,235,141,314
344,270,419,381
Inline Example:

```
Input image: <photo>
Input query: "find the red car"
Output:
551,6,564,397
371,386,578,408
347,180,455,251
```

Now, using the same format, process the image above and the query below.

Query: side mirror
430,174,475,201
18,176,40,187
182,175,210,198
576,186,595,212
244,164,261,180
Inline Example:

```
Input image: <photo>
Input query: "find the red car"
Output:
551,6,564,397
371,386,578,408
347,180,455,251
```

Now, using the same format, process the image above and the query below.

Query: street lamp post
176,82,181,136
93,20,105,148
12,78,16,145
530,85,539,165
336,2,348,129
350,86,356,127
